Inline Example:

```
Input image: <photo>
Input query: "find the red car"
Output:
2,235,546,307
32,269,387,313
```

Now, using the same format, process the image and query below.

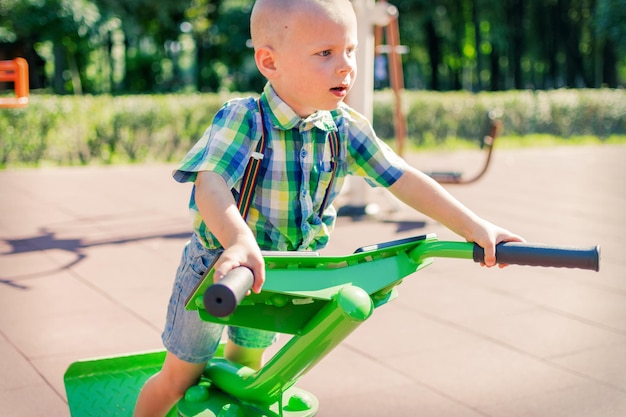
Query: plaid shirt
174,83,408,251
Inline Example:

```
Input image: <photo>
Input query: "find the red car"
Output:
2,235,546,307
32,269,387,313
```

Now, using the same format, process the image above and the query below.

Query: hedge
373,89,626,144
1,89,624,167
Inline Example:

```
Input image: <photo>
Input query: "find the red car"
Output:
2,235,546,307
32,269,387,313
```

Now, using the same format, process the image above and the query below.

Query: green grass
400,134,626,153
494,134,626,148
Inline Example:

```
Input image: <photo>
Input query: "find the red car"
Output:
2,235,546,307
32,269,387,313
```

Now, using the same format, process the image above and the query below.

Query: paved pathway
1,145,625,416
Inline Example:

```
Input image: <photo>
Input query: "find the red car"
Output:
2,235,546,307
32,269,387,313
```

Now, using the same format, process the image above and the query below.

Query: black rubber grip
203,267,254,317
473,242,600,271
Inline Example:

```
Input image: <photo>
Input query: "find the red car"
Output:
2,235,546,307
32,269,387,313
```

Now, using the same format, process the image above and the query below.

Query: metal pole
342,0,395,217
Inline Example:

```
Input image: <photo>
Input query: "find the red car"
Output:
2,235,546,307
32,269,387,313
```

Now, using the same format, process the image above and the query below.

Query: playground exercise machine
64,234,600,417
422,111,502,185
0,57,29,108
342,1,498,220
374,7,500,185
371,1,499,185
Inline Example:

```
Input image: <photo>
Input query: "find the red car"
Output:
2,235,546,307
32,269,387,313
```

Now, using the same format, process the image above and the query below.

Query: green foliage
0,0,100,42
1,89,623,168
595,0,626,54
3,0,626,94
387,0,626,89
0,93,231,167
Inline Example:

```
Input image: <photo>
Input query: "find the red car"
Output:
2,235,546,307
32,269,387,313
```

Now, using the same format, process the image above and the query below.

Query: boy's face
264,3,358,117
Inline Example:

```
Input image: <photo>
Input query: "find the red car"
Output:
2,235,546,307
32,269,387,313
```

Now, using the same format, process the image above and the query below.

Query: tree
94,0,191,92
2,0,624,93
0,0,100,93
594,0,626,87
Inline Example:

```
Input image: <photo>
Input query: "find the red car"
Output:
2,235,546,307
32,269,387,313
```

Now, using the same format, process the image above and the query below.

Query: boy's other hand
468,219,525,268
213,237,266,294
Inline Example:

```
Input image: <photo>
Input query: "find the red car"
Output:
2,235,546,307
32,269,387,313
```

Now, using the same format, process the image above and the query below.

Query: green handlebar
178,235,600,416
200,237,600,319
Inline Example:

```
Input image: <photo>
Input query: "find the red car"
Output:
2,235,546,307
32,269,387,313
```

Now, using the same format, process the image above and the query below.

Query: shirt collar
262,83,337,133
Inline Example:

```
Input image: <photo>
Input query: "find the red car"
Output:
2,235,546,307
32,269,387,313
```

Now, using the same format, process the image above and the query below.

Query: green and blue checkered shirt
173,83,408,251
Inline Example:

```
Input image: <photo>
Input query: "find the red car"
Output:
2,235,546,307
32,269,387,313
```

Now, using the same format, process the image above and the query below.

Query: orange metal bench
0,57,29,108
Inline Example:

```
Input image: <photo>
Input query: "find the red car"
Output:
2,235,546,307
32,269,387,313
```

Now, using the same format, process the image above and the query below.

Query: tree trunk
489,44,500,91
509,0,524,89
53,42,66,94
472,0,483,91
424,19,441,91
602,39,618,88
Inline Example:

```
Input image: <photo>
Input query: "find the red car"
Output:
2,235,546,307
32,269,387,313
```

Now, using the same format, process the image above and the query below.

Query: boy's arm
194,171,265,293
388,167,524,267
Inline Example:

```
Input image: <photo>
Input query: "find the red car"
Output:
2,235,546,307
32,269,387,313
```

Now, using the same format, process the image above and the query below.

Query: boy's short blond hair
250,0,354,50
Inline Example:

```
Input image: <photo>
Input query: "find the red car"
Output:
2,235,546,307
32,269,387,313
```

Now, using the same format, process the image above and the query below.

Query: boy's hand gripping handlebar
473,242,600,271
203,240,600,318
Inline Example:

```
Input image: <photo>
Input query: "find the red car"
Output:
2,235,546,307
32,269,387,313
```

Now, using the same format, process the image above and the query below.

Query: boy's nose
337,55,356,74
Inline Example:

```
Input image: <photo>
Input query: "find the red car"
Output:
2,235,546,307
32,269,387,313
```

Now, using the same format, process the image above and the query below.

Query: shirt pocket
313,169,335,214
312,135,340,212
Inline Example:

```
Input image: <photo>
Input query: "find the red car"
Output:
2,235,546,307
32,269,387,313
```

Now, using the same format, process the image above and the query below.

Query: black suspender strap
237,100,266,220
236,100,340,221
317,130,339,218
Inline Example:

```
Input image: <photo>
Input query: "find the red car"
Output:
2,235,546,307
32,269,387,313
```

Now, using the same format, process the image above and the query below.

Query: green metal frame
63,233,599,416
174,234,480,416
62,235,495,416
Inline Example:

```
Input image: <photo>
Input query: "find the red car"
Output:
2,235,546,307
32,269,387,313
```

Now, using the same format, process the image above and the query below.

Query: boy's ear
255,46,277,79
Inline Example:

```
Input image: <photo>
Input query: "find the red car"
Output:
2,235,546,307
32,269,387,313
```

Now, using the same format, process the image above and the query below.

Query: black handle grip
203,267,254,317
473,242,600,271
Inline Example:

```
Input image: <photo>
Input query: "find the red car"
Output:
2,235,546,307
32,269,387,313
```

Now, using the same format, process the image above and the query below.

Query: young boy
134,0,523,415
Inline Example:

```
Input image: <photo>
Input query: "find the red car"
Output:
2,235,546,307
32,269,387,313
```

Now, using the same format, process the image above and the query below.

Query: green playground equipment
64,234,600,417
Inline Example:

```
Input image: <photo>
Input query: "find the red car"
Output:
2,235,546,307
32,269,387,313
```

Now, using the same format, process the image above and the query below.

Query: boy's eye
317,50,331,57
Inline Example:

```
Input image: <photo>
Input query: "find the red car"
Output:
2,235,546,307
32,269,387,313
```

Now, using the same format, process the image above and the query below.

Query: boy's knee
225,341,266,370
159,353,208,396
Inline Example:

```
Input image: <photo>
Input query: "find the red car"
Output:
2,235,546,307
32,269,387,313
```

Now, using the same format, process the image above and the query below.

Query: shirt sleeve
337,104,409,187
172,97,261,188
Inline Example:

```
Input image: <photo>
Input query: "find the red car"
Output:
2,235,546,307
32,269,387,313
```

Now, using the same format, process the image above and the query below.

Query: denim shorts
162,233,277,363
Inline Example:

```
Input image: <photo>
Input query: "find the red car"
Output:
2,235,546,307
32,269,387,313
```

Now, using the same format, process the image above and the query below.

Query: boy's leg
133,352,206,417
133,343,265,417
226,326,277,370
134,236,224,417
225,339,266,370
